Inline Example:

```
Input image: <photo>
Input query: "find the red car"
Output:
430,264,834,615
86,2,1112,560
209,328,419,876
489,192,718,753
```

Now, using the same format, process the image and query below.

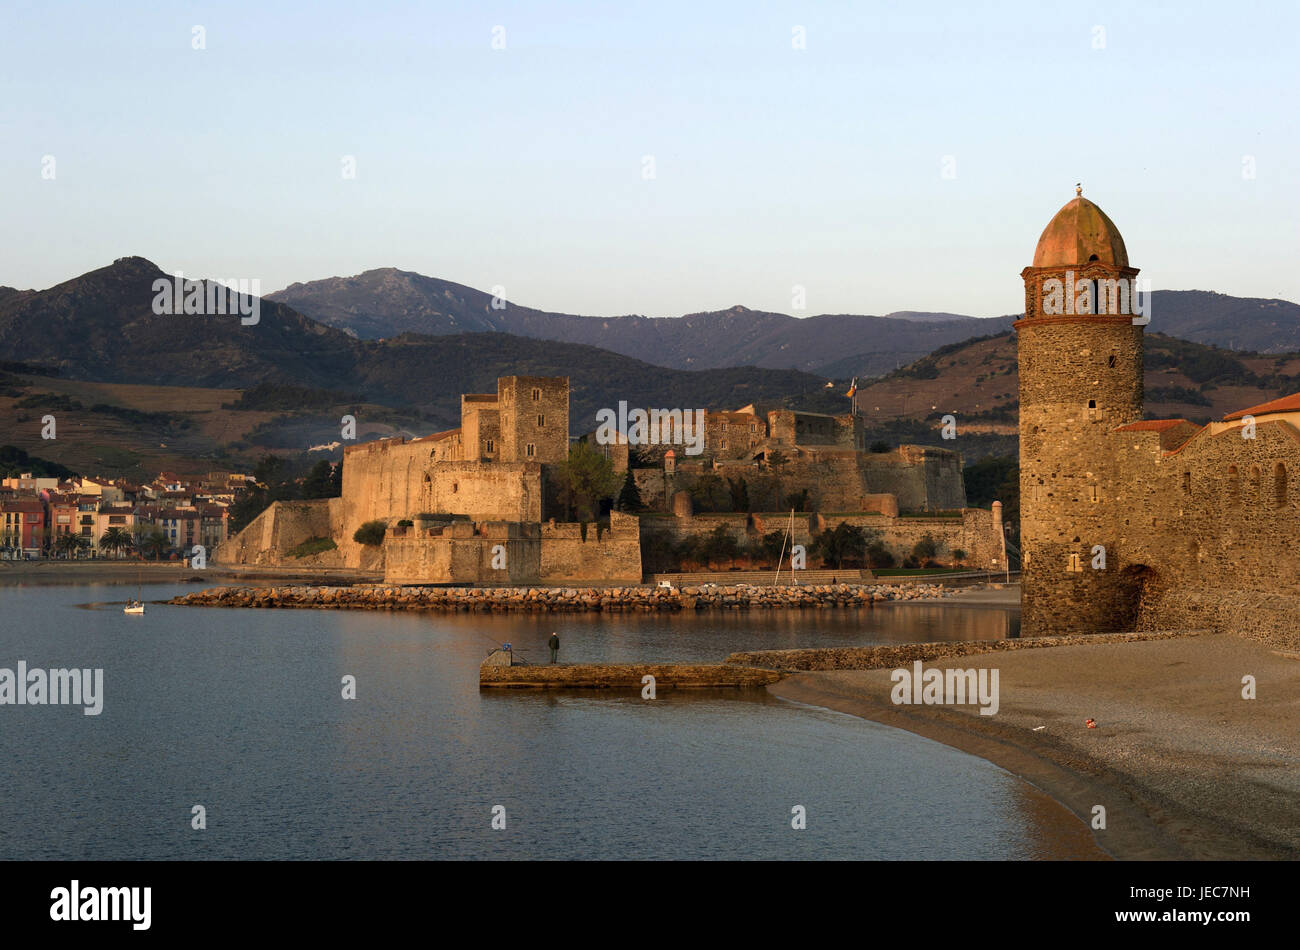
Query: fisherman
548,631,560,664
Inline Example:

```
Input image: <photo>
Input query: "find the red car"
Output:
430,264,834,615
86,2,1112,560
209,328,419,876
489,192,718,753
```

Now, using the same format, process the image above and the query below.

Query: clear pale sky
3,0,1296,318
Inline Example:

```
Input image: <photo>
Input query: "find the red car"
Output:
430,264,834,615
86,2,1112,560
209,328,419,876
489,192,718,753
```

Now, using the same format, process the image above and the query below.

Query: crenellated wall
383,512,642,585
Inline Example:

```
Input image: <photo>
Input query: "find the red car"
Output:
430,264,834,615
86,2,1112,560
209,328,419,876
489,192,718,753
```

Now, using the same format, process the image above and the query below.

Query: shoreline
768,633,1300,861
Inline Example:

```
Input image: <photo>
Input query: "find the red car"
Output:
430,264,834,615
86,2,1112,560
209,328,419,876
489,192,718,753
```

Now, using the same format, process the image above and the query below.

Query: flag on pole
845,377,857,398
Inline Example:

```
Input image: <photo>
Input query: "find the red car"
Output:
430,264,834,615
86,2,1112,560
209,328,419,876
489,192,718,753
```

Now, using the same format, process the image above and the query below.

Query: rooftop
1224,392,1300,421
1032,190,1129,269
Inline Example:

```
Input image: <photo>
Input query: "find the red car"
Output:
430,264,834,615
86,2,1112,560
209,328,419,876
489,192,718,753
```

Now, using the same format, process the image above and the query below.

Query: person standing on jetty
548,632,560,664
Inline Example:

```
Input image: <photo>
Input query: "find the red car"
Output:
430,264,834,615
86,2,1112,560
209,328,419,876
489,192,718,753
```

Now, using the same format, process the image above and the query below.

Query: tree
55,533,89,558
911,534,940,561
301,459,335,499
100,526,133,559
701,525,740,566
640,531,678,572
616,470,643,512
865,540,895,569
137,527,169,560
726,476,750,513
785,487,810,512
812,522,874,569
766,449,790,507
561,442,620,522
353,520,387,546
689,473,727,512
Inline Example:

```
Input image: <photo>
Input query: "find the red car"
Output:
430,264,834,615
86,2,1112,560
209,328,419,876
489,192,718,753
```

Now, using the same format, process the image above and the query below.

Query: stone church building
1018,191,1299,646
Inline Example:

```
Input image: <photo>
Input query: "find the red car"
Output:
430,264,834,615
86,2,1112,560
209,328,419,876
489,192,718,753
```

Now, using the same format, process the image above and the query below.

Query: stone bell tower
1016,187,1145,636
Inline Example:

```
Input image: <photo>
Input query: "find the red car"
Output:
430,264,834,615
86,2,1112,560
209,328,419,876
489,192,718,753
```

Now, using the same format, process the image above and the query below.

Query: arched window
1182,471,1191,493
1275,463,1287,507
1087,399,1098,421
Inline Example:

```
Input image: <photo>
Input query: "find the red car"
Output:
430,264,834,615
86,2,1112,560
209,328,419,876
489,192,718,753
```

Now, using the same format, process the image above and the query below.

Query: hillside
268,268,1013,376
0,260,851,477
269,268,1300,373
854,330,1300,432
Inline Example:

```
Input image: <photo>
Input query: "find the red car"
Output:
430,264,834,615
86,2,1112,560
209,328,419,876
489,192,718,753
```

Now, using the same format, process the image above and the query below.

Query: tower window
1182,472,1191,494
1107,354,1116,368
537,414,545,427
531,388,541,401
526,443,535,458
1087,399,1098,421
485,439,494,454
1067,553,1082,573
1089,485,1098,503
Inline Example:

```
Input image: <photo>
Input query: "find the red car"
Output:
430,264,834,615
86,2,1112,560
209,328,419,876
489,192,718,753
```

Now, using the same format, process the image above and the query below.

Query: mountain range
268,268,1300,376
5,256,1300,478
0,258,842,426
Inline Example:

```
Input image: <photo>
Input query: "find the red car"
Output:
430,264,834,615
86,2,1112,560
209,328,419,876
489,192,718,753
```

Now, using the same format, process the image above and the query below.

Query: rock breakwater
169,582,958,612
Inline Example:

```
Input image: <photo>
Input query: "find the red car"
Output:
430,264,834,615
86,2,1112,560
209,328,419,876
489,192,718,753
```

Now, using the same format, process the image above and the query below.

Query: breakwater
480,662,785,689
168,582,959,612
725,629,1205,671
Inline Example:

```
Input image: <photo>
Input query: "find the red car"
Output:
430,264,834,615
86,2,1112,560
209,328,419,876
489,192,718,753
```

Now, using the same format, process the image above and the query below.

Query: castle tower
1016,189,1145,635
497,376,569,464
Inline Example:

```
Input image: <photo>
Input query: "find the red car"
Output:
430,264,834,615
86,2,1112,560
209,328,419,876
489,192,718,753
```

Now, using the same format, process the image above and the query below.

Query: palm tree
138,527,169,561
100,526,134,559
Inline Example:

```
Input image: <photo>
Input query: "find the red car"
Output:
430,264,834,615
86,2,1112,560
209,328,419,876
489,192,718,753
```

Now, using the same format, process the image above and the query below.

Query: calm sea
0,580,1100,860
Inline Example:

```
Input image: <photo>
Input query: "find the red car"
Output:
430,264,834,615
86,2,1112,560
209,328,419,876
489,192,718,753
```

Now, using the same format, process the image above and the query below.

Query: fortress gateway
1018,191,1300,646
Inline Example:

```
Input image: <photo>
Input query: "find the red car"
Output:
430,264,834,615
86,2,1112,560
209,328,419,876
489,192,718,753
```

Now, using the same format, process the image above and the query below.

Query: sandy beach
770,632,1300,860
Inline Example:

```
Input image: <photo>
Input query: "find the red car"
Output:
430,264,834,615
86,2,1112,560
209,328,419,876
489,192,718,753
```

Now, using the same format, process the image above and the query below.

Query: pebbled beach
769,632,1300,860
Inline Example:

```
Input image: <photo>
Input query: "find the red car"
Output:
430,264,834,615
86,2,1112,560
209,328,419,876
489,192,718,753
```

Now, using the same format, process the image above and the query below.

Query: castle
1018,190,1300,646
217,374,1006,581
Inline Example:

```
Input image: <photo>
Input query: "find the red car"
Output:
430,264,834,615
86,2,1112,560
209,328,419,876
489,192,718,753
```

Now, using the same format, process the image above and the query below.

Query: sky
2,0,1297,319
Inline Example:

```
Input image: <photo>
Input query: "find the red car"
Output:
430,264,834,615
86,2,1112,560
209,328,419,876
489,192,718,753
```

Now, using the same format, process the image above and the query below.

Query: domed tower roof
1032,188,1129,268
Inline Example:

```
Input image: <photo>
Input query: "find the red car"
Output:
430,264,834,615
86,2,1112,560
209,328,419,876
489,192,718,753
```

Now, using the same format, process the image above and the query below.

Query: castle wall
860,446,966,511
629,444,964,515
214,498,351,568
382,512,641,585
638,508,1004,569
343,439,542,525
1120,421,1300,648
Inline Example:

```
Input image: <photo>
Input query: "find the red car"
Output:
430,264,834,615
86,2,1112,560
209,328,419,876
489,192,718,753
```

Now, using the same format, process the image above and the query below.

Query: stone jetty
168,581,957,612
480,662,785,689
725,629,1205,671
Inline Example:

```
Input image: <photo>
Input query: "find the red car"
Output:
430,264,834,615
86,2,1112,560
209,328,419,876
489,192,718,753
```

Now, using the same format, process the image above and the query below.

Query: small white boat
124,568,145,614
